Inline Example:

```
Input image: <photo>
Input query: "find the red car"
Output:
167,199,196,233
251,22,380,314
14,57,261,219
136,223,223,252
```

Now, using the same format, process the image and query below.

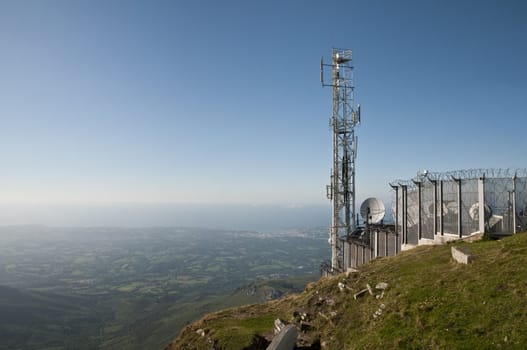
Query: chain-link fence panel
422,181,435,239
407,186,419,244
485,177,513,233
391,169,527,236
442,180,458,235
376,229,386,257
461,179,479,235
515,177,527,231
392,188,403,238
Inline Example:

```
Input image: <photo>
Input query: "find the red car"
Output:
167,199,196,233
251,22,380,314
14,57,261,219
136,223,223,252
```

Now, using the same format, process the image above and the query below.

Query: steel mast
321,48,361,272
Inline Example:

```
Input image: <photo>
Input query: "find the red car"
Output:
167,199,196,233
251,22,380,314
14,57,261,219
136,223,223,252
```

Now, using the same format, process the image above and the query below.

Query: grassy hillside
169,232,527,349
0,286,102,350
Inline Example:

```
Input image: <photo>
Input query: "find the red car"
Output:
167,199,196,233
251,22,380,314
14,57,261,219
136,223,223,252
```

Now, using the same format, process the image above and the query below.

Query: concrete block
451,246,472,264
266,324,297,350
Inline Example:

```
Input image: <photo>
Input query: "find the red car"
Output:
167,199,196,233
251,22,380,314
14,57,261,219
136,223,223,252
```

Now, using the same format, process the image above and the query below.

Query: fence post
430,179,437,236
440,180,444,236
362,245,365,265
391,184,399,254
513,175,517,234
371,229,376,259
385,230,389,256
401,185,408,244
413,180,422,240
354,244,358,268
452,177,462,238
478,176,485,234
390,185,399,237
375,229,379,258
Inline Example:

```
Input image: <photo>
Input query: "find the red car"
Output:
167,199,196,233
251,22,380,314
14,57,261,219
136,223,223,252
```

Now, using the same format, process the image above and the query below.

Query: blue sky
1,1,526,225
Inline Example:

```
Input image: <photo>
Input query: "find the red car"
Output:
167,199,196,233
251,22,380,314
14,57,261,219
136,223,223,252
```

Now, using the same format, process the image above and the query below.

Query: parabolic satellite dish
360,197,386,224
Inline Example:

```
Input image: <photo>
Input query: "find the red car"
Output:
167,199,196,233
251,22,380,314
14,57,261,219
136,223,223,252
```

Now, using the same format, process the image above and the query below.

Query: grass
171,232,527,349
209,314,277,349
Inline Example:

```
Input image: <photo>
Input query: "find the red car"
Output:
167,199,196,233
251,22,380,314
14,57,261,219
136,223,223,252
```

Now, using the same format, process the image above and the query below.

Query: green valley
0,226,328,350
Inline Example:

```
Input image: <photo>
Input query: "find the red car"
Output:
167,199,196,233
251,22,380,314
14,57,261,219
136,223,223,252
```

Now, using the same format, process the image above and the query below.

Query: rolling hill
0,286,102,350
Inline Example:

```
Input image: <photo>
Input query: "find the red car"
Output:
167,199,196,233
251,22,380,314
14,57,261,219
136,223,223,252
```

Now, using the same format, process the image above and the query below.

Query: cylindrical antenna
320,57,324,85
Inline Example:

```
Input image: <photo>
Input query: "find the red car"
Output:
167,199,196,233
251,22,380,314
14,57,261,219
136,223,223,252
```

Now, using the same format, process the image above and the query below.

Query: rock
300,322,313,332
293,311,309,322
372,303,386,319
196,328,205,337
353,289,368,300
366,284,373,295
274,318,286,334
375,282,389,290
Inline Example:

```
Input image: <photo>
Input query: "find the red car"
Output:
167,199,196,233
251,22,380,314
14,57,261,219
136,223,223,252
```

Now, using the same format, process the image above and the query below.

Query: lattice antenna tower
321,48,361,272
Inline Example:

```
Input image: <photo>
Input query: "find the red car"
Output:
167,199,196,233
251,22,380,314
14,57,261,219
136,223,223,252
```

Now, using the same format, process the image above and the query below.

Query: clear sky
1,1,526,226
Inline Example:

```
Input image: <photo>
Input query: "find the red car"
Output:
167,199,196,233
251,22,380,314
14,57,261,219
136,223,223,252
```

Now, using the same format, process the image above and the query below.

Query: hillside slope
0,286,102,350
168,232,527,349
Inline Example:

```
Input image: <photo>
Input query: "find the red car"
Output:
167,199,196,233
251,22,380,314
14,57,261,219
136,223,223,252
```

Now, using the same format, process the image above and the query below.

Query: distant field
0,226,328,350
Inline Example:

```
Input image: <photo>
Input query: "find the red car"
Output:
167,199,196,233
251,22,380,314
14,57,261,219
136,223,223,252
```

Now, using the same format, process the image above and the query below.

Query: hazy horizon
0,202,336,232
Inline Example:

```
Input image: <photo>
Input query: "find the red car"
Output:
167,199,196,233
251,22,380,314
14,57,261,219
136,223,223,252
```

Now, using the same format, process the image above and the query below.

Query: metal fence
336,169,527,271
341,224,397,269
391,169,527,245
